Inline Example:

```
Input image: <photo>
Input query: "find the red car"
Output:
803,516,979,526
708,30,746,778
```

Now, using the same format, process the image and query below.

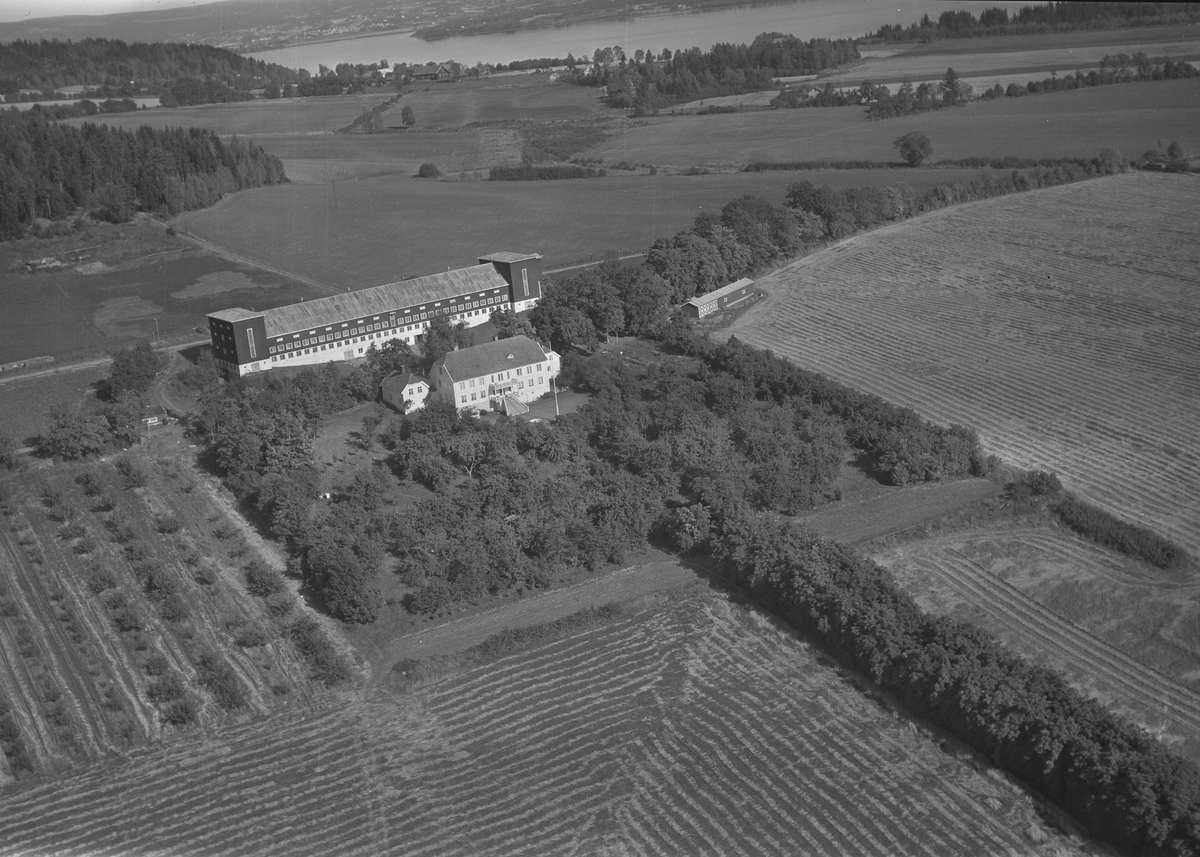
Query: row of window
457,368,545,392
268,305,499,354
459,377,543,402
269,331,402,362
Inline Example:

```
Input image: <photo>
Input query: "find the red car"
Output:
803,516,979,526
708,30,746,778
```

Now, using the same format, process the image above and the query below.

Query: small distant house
412,63,455,82
380,371,429,413
430,335,559,414
682,278,756,318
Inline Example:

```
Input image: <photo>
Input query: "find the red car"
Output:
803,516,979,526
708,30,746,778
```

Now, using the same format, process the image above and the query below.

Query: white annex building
430,335,560,415
207,252,543,377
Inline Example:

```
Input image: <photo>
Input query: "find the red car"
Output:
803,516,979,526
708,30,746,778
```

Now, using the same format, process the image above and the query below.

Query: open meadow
817,32,1200,88
724,171,1200,558
0,591,1088,856
589,79,1200,166
174,167,997,288
0,221,330,365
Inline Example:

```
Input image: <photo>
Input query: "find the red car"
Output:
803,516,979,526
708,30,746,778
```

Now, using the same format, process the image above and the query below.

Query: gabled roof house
431,335,559,415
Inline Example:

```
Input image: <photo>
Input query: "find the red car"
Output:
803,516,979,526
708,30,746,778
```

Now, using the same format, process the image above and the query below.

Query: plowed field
726,172,1200,558
0,592,1084,856
878,522,1200,761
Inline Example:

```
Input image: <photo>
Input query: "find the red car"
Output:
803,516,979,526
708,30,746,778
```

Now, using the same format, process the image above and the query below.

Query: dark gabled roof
380,371,428,393
435,335,550,383
261,264,509,337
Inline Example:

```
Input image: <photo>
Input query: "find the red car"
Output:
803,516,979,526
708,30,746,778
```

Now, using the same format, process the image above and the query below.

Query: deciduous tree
893,131,933,166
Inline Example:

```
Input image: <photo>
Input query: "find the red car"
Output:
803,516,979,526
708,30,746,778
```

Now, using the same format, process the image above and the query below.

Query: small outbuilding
380,371,430,413
682,278,756,318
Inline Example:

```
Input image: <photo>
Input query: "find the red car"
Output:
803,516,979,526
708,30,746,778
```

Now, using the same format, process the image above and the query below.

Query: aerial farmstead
206,252,543,377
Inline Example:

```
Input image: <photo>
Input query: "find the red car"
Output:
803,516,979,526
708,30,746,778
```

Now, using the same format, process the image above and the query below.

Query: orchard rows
0,594,1077,855
729,172,1200,558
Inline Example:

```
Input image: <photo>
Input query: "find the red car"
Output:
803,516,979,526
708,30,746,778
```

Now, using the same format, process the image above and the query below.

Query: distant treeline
0,110,285,239
565,32,859,113
772,54,1200,119
868,55,1199,120
866,2,1200,42
17,97,139,120
0,38,307,95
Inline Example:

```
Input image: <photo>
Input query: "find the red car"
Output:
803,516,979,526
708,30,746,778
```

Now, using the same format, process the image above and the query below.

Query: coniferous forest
0,110,286,239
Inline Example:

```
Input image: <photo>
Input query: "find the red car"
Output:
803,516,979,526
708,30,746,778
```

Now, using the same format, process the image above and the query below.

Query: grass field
0,591,1088,855
818,35,1200,87
0,367,106,445
724,171,1200,558
64,92,397,137
877,521,1200,763
402,74,607,127
589,79,1200,165
173,167,1001,288
0,225,329,365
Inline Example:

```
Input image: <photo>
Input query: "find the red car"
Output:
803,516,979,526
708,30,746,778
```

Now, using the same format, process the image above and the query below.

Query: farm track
168,223,338,296
799,477,1002,544
727,173,1200,559
0,593,1075,856
900,536,1200,739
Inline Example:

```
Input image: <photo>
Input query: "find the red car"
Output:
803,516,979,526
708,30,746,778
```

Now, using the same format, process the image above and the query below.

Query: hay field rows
0,592,1083,856
725,172,1200,557
174,168,995,288
878,525,1200,762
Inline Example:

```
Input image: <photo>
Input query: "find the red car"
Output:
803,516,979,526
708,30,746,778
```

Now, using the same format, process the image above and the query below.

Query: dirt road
370,560,701,682
799,477,1003,545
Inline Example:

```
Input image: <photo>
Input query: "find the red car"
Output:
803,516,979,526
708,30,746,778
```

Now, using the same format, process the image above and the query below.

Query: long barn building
207,252,542,377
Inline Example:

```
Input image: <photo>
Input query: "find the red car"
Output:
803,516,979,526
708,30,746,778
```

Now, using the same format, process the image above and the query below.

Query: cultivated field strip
728,173,1200,558
883,533,1200,744
0,594,1076,856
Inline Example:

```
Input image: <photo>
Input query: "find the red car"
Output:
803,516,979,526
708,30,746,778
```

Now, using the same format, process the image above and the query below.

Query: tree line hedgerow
866,2,1200,43
697,501,1200,857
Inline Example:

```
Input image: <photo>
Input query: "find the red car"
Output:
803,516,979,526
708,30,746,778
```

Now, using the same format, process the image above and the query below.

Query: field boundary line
159,218,340,296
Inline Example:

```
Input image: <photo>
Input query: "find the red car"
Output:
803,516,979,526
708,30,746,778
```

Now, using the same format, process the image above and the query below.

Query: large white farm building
207,252,543,377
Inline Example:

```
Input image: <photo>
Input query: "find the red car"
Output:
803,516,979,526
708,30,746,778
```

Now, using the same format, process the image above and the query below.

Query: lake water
248,0,1033,72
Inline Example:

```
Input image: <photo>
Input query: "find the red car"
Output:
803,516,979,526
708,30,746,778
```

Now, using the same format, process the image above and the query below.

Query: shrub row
288,616,354,686
488,164,604,181
1053,494,1190,569
743,159,892,172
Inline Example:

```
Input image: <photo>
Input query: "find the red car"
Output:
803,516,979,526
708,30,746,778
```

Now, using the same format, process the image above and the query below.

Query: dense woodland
565,33,859,113
0,39,307,96
0,110,285,239
866,2,1200,42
